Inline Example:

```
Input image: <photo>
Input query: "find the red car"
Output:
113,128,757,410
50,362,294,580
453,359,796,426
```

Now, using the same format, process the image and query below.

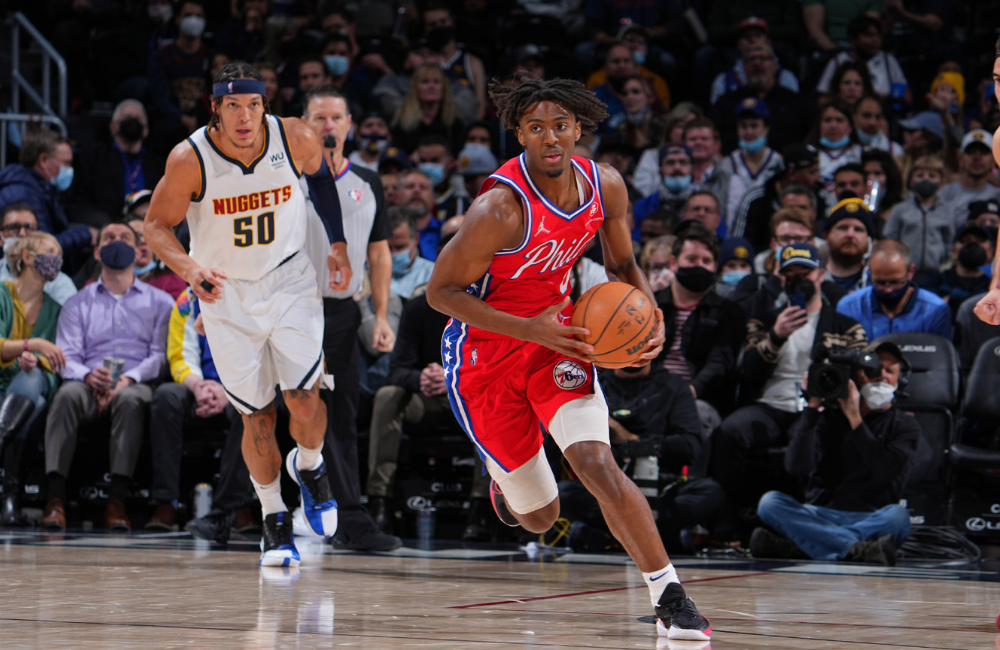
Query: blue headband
212,79,267,98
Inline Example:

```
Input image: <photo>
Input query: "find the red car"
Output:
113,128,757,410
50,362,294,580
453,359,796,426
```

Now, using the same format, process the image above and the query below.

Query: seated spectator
883,156,953,276
0,205,77,305
373,42,479,127
350,114,393,172
68,100,166,226
708,17,800,105
391,63,465,155
968,200,1000,231
612,77,667,151
319,32,376,116
587,24,672,110
937,129,1000,229
397,170,442,260
423,1,487,120
922,223,993,319
592,44,643,135
456,142,499,201
745,196,821,278
388,208,435,299
654,222,745,427
809,101,863,206
955,292,1000,379
855,96,904,158
0,233,67,527
831,162,867,202
286,56,334,117
126,216,187,299
257,61,284,119
147,0,210,151
733,143,823,254
146,288,235,531
712,242,868,535
639,209,676,247
41,222,174,532
0,131,93,270
895,111,945,183
680,190,727,239
559,361,724,552
816,15,909,103
414,135,465,216
861,149,904,216
823,196,874,292
214,0,269,62
836,239,951,339
752,341,918,565
711,43,815,155
802,0,881,52
715,236,755,299
632,103,702,196
683,119,731,223
632,143,694,236
640,234,676,293
828,62,875,108
721,97,784,221
576,0,680,76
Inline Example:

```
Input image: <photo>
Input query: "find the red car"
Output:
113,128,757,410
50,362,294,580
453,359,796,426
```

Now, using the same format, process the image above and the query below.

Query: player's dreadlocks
489,72,609,135
209,61,271,131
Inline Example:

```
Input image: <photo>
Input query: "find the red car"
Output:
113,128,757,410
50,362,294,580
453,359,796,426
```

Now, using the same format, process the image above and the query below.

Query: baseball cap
378,146,412,173
898,111,945,140
781,143,818,170
511,43,545,64
616,20,651,42
736,96,770,121
864,340,905,365
659,141,693,163
824,197,874,236
457,143,498,177
737,16,770,34
969,199,1000,222
778,242,821,271
719,237,755,267
960,128,993,154
956,222,989,242
123,189,152,215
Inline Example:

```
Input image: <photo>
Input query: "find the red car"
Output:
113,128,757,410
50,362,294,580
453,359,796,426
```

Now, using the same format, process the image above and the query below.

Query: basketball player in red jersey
426,74,711,641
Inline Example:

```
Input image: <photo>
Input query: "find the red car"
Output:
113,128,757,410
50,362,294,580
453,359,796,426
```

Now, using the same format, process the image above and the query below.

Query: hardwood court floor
0,531,998,649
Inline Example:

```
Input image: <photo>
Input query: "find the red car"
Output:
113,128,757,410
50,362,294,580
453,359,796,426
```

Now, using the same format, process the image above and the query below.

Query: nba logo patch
471,349,478,365
553,360,587,390
348,188,363,203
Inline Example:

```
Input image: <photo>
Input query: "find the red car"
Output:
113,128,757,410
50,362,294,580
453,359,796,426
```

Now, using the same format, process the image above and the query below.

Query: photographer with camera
750,341,920,565
710,243,868,539
558,362,725,552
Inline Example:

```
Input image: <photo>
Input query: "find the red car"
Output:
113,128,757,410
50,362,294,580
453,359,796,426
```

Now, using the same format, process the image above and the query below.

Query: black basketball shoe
489,480,520,527
259,511,300,567
655,582,711,640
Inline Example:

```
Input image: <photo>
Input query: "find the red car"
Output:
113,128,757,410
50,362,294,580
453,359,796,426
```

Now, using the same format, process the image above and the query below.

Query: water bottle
417,507,436,548
193,483,213,519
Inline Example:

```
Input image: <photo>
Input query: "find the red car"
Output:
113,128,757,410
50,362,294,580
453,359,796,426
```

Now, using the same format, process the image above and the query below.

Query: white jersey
184,114,307,281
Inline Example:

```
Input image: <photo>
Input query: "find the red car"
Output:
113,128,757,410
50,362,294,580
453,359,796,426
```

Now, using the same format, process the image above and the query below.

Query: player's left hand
629,307,665,367
372,316,396,353
328,242,353,291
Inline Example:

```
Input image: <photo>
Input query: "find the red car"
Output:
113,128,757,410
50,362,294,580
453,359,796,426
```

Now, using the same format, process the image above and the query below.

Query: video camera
806,346,882,401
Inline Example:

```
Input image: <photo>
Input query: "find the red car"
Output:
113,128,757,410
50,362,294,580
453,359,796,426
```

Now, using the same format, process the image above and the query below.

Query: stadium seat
954,336,1000,469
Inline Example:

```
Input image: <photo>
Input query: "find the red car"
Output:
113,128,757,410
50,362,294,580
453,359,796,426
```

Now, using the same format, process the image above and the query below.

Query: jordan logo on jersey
535,217,550,236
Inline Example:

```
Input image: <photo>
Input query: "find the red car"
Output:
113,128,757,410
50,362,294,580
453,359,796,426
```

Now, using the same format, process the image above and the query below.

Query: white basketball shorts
201,250,328,414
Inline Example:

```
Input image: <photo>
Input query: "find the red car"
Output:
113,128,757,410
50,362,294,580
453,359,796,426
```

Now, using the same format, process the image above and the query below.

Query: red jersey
465,153,605,339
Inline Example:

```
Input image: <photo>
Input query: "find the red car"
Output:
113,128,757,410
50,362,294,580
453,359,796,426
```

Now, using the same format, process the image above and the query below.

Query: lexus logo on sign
966,517,987,532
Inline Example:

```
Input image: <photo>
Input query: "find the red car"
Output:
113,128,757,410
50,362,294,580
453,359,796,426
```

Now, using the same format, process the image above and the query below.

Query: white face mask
860,381,895,410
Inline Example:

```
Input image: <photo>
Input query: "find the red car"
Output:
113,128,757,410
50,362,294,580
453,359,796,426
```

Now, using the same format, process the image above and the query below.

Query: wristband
23,339,29,352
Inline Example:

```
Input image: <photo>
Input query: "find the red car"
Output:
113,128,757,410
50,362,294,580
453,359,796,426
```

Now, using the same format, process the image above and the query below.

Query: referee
301,85,400,551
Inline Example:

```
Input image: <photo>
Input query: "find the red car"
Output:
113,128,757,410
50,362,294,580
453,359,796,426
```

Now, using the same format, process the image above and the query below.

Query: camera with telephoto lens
806,346,882,401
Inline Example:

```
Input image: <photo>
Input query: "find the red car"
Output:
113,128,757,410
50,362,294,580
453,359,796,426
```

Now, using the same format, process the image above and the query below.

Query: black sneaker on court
749,527,809,560
845,534,896,566
489,479,520,527
655,582,711,641
260,511,300,567
185,510,236,544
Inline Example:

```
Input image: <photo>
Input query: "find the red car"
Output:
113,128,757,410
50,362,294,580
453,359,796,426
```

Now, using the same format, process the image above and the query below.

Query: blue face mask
819,135,851,150
324,55,350,77
721,270,750,286
633,51,646,65
99,240,136,270
663,175,691,193
391,248,412,275
418,162,445,186
739,136,767,153
52,165,73,192
135,260,157,275
856,128,879,145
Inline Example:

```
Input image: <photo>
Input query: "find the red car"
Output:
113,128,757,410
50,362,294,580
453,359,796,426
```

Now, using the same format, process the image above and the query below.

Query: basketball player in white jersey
145,61,352,567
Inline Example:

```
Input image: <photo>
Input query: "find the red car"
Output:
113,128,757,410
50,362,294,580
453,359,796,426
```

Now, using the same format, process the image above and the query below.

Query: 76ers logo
553,360,588,390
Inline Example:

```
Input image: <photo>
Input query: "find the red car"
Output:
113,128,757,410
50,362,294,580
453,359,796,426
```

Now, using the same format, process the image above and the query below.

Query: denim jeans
2,368,50,479
757,490,911,561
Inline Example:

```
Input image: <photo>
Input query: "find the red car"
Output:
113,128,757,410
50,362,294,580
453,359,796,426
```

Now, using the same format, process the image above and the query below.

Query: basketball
571,282,657,368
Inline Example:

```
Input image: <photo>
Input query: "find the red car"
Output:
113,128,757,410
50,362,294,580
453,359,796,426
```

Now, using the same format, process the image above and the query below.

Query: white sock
642,564,679,608
295,443,324,471
250,476,286,516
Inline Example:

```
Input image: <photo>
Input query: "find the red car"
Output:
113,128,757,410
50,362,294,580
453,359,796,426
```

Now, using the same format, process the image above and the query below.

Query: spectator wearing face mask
883,156,953,276
319,32,376,116
587,24,672,110
836,239,951,339
592,43,645,135
0,205,77,306
720,97,784,222
715,237,755,299
350,114,393,172
922,223,993,319
387,208,435,300
854,96,904,158
632,143,694,238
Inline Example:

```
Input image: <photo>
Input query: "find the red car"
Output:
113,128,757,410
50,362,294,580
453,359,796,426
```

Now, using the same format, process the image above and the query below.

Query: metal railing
0,113,68,170
11,11,68,119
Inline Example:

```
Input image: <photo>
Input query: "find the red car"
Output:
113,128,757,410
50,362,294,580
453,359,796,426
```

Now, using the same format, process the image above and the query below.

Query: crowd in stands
0,0,998,562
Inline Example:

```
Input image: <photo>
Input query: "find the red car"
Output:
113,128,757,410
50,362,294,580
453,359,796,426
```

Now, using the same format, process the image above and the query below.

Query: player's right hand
975,289,1000,325
523,298,595,363
188,266,227,304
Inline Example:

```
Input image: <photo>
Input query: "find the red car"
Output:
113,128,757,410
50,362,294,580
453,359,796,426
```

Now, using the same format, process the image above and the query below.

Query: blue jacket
836,285,952,340
0,164,92,257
